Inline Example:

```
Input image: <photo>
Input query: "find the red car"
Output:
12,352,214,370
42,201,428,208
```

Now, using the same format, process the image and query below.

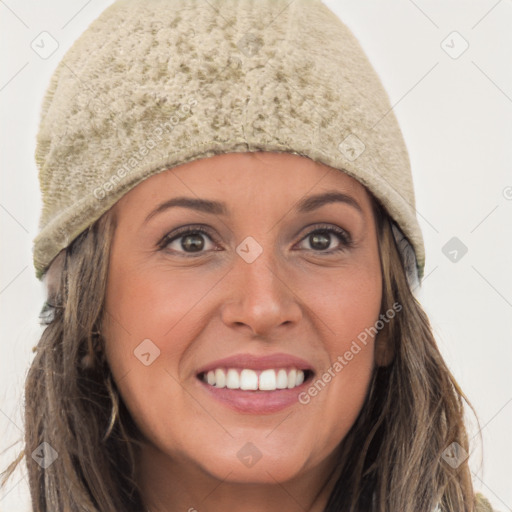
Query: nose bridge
220,238,301,335
242,247,283,300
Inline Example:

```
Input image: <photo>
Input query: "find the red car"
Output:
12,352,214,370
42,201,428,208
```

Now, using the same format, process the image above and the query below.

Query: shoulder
475,492,498,512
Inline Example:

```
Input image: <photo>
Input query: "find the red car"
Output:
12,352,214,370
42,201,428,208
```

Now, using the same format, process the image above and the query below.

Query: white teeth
287,369,297,389
226,369,240,389
259,369,277,391
240,369,258,390
276,369,288,389
201,368,307,391
215,368,226,388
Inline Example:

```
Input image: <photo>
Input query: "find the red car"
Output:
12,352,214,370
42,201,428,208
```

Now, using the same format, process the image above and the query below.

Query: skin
101,152,385,512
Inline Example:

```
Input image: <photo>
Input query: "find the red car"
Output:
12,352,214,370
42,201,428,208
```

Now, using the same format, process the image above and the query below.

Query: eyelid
300,223,351,241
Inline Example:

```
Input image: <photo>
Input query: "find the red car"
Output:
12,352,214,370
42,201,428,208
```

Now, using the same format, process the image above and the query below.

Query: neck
137,442,341,512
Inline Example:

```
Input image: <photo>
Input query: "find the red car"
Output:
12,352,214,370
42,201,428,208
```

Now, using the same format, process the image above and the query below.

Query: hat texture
33,0,425,281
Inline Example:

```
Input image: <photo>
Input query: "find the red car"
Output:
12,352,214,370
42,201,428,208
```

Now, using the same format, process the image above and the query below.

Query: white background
1,0,511,511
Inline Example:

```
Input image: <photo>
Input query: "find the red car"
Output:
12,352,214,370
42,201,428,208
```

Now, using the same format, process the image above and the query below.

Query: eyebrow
144,190,363,224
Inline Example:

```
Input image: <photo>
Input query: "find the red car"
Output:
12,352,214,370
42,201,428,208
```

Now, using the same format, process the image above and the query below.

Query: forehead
113,152,371,215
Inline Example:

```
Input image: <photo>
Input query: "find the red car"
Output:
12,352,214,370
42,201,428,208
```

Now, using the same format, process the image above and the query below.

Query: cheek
103,256,220,349
294,258,381,449
101,258,223,420
299,251,382,346
101,264,194,443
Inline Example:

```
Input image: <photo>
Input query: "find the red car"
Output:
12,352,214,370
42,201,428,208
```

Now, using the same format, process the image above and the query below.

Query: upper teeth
203,368,306,391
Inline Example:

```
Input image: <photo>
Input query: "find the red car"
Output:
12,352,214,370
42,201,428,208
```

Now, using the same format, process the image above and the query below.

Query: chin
198,453,309,485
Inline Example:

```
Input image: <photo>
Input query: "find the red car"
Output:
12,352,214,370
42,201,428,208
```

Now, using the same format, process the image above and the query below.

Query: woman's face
103,152,383,486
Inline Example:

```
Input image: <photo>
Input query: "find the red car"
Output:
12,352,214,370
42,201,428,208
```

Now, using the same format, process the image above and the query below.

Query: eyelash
158,224,353,257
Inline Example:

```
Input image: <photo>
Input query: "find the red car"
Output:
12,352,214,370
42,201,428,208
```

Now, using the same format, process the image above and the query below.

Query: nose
220,248,303,338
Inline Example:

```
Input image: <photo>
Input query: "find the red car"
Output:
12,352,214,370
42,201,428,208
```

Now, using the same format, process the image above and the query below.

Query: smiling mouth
197,368,314,391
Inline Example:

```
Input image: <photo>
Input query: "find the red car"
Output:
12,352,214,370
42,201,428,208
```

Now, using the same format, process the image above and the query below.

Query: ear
374,329,395,367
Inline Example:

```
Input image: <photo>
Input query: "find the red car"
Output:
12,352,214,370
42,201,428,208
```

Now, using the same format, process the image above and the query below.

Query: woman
2,0,497,510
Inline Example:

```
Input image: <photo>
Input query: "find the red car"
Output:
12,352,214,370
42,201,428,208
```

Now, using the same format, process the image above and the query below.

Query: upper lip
196,353,315,375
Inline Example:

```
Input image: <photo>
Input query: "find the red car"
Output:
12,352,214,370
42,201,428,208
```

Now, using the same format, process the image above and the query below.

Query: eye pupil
181,234,205,252
310,232,330,250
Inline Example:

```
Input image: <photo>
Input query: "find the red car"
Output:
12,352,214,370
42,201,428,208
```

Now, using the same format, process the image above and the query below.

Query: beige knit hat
33,0,425,284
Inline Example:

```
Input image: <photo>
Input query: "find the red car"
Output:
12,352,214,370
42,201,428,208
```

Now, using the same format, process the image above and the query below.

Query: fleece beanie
32,0,425,284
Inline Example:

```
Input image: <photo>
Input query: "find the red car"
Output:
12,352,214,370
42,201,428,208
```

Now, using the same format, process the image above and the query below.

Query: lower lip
196,377,310,414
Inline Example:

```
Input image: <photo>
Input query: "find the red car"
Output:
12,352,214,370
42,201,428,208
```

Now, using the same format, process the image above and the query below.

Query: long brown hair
324,197,480,511
2,192,480,511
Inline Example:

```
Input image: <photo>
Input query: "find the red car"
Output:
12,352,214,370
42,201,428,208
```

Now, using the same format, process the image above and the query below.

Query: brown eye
180,233,206,252
305,231,337,251
297,226,352,253
159,226,218,256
